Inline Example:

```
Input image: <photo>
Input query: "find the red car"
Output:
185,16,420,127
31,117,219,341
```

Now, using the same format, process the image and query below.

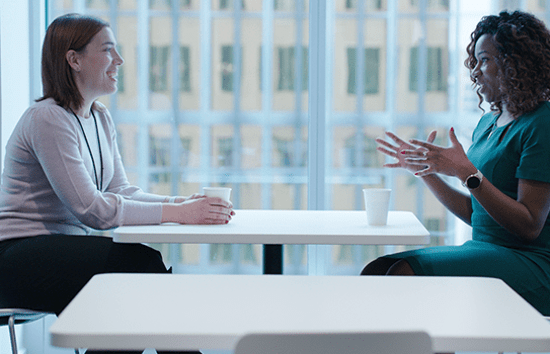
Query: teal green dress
383,102,550,315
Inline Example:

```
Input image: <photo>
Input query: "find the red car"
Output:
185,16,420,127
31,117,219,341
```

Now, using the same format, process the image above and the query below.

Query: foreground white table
113,210,430,245
50,273,550,353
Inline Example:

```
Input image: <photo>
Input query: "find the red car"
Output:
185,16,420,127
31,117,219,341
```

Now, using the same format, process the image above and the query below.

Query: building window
150,46,169,92
362,137,380,167
410,0,449,7
210,244,233,263
220,0,229,9
180,137,191,167
278,47,293,91
220,0,245,10
117,45,125,93
425,218,442,232
149,134,170,166
180,46,191,92
409,46,447,92
86,0,109,7
277,46,308,91
346,0,382,10
221,45,234,92
343,136,356,167
302,47,309,91
274,0,295,11
347,47,380,95
274,137,293,167
343,134,383,168
218,137,233,167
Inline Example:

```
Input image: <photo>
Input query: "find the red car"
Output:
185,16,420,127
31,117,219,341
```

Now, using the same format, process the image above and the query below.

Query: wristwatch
462,170,483,190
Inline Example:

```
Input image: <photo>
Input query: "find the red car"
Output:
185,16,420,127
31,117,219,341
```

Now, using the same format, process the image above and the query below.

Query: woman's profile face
472,34,502,104
74,27,124,104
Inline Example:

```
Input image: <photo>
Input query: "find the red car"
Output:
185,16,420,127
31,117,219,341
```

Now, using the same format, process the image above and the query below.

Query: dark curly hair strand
465,10,550,118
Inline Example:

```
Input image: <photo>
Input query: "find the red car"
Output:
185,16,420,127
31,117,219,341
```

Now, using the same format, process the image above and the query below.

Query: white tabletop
113,210,430,245
50,273,550,353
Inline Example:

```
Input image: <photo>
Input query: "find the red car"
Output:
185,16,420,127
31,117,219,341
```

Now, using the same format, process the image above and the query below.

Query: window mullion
200,0,212,176
232,0,242,208
354,0,365,211
415,0,428,228
171,1,181,197
307,0,328,276
261,0,273,209
307,0,327,211
137,1,150,191
294,0,305,210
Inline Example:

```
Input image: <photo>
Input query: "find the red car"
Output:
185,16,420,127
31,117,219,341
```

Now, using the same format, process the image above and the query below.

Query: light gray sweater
0,98,165,241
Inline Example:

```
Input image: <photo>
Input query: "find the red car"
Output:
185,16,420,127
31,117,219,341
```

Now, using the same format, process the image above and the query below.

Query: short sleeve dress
381,102,550,315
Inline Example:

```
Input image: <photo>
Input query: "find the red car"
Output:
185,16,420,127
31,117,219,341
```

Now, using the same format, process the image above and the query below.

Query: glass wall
46,0,550,275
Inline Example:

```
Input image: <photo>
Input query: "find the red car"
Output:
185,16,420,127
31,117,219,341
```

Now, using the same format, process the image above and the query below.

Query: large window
45,0,550,275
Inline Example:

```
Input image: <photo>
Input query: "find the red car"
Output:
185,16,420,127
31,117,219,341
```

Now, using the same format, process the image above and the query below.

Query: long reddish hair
37,13,109,110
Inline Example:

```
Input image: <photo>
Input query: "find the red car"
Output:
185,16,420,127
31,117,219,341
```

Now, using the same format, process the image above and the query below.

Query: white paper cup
203,187,232,202
362,188,391,226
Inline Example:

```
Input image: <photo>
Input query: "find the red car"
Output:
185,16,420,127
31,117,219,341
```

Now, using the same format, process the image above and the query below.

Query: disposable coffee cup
203,187,232,202
362,188,391,226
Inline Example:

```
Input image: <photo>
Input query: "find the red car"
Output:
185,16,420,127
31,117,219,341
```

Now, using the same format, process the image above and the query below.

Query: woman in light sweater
0,13,232,354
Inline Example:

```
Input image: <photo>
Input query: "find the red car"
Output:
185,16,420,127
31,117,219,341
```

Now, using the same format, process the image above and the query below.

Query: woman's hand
165,193,206,203
404,127,476,180
185,193,204,201
376,130,437,174
162,197,234,224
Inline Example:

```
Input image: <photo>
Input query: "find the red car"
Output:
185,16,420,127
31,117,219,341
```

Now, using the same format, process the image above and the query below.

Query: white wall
0,3,68,354
0,1,31,352
0,0,31,174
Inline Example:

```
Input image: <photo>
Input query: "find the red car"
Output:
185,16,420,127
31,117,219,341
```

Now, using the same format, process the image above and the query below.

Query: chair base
0,309,51,354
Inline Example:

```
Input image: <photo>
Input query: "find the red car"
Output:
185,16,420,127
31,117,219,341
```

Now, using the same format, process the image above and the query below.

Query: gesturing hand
402,127,475,178
376,130,437,174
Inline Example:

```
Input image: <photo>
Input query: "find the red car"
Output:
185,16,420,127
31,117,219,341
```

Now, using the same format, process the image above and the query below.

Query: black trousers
0,234,199,354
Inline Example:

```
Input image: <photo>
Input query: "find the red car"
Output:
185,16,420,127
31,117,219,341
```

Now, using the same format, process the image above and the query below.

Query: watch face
467,176,481,189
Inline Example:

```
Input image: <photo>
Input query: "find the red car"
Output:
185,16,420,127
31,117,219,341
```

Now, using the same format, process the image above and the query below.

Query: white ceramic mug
203,187,232,202
362,188,391,226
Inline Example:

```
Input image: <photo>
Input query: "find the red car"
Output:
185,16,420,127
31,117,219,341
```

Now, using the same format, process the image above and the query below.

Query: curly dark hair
465,10,550,118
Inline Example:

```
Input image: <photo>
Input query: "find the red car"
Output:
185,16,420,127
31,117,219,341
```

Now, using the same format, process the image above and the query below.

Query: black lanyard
69,108,104,191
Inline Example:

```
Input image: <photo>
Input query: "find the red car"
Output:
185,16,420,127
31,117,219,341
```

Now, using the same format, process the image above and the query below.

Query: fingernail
400,151,406,154
450,127,454,132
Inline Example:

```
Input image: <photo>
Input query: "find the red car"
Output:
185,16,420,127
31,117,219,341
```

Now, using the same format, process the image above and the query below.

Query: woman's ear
66,50,81,72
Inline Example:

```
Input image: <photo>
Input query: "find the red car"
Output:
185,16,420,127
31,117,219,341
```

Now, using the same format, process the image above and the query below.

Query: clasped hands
163,194,234,225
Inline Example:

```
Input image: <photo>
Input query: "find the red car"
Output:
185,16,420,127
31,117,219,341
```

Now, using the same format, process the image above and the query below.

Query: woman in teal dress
361,10,550,316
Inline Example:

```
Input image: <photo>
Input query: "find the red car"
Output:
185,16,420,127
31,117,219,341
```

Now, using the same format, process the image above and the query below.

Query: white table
113,210,430,274
50,273,550,353
113,210,429,245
